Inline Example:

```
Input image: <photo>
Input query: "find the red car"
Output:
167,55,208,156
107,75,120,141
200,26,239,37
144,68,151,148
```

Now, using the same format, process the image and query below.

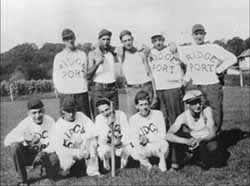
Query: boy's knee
48,152,60,167
10,142,24,155
206,141,218,152
97,146,109,158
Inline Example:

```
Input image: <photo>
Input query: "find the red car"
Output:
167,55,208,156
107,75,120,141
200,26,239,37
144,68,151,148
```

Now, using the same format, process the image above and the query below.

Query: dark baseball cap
192,24,205,34
95,98,111,108
98,29,112,39
62,28,75,40
119,30,132,40
27,97,44,110
61,96,76,111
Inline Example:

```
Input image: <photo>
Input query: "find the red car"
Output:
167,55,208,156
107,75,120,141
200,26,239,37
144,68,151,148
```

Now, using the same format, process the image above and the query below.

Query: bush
0,79,54,97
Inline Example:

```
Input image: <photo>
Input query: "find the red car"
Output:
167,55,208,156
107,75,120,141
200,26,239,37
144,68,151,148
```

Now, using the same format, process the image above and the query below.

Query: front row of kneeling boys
4,90,228,186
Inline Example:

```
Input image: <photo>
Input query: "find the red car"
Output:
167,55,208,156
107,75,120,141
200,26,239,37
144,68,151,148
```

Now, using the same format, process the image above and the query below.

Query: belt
127,81,152,88
94,82,116,89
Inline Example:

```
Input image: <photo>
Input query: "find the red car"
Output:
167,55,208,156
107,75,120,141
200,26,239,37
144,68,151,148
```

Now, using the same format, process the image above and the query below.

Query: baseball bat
110,101,116,177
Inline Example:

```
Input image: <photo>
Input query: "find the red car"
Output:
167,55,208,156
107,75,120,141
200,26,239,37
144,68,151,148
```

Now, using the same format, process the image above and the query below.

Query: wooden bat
110,101,116,177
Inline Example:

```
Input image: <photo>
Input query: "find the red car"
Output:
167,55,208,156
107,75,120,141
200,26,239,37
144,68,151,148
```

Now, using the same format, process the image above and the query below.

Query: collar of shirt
124,46,138,54
152,45,167,51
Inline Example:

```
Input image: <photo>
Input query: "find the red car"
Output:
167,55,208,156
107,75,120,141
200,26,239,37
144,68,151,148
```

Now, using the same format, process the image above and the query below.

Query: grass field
1,86,250,186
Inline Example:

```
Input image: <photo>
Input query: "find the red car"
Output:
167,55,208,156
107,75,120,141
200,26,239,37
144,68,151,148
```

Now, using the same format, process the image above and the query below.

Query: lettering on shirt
149,52,180,74
149,53,173,61
107,124,122,144
151,64,175,73
63,124,85,148
185,51,223,72
58,58,86,79
32,130,49,151
139,123,158,137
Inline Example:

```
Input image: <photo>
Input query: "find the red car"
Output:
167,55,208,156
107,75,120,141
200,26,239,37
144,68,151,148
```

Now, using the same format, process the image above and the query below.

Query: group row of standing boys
53,24,237,133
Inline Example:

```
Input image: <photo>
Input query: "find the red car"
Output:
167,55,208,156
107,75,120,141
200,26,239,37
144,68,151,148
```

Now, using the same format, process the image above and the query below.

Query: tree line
1,37,249,81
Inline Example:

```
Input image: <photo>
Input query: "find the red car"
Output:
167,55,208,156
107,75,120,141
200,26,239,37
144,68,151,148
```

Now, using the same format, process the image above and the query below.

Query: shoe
195,160,210,171
17,181,29,186
88,171,103,177
169,163,179,172
58,169,70,177
141,164,152,171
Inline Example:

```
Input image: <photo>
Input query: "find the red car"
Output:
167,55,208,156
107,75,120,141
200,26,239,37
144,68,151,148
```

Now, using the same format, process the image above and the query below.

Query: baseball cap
61,96,76,111
151,32,164,39
182,90,203,102
98,29,112,39
62,28,75,40
192,24,205,34
95,98,111,108
119,30,132,40
27,97,44,110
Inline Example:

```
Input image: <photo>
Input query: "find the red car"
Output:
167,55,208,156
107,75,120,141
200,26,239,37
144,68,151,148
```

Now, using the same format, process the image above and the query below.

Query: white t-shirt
185,109,210,139
48,112,95,152
129,110,166,146
149,47,183,90
94,52,116,83
122,51,151,85
95,110,129,146
179,43,237,85
4,114,55,149
53,49,88,94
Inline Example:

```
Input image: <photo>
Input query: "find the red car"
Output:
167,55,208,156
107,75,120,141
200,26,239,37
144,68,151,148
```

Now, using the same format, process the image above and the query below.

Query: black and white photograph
1,0,250,185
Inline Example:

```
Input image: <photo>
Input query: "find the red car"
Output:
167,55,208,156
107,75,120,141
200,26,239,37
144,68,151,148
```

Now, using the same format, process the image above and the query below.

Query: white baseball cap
183,90,203,102
151,32,164,39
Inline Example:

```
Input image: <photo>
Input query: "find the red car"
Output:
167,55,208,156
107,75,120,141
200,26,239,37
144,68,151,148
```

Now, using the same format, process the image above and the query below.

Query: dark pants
186,83,223,133
156,88,184,130
10,143,60,182
59,92,91,118
170,125,227,170
90,82,119,117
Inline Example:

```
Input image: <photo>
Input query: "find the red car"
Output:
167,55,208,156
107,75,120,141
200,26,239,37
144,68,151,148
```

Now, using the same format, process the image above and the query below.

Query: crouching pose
44,96,100,177
166,90,228,171
129,90,169,172
4,98,55,186
95,98,131,170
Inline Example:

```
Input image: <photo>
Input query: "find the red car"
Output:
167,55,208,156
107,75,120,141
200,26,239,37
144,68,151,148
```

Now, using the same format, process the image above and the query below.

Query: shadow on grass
219,128,250,149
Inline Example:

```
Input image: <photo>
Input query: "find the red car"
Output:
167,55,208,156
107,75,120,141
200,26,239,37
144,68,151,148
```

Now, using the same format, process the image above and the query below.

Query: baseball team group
4,24,237,186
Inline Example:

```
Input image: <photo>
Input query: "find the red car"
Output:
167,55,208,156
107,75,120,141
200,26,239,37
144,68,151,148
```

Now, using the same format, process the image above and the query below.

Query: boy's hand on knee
32,151,47,168
189,138,201,150
139,135,149,146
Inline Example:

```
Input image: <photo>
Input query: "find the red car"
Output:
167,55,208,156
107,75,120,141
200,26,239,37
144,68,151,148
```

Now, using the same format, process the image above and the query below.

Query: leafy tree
213,39,227,49
77,42,94,54
244,37,250,49
226,37,245,56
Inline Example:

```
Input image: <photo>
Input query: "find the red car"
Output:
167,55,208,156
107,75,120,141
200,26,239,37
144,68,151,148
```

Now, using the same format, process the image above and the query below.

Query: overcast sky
1,0,249,52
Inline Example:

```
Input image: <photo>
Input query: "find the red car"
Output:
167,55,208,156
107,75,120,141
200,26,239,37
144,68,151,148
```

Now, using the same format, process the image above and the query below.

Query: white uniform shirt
94,52,116,83
122,51,151,85
95,110,129,146
53,49,88,94
179,43,237,85
48,112,95,153
4,115,55,149
129,110,166,146
149,47,183,90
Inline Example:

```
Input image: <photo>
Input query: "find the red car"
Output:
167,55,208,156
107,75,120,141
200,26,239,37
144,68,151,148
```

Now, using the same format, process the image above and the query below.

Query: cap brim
151,34,163,39
62,34,75,39
193,29,205,33
185,96,202,103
